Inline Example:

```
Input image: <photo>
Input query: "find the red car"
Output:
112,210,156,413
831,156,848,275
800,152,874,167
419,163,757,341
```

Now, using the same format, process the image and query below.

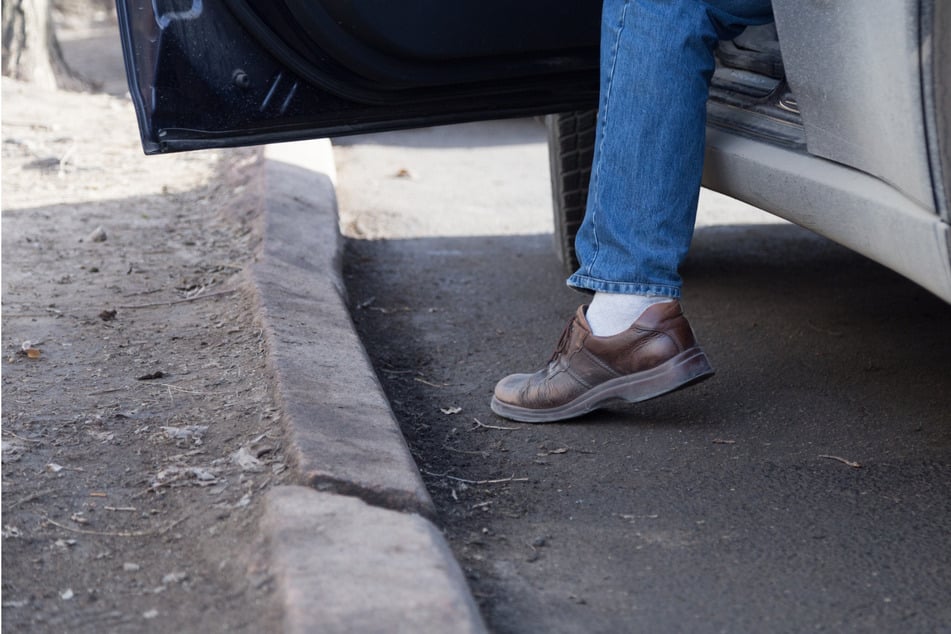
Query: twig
86,386,128,396
819,454,862,469
3,120,53,130
9,488,56,509
414,377,448,388
43,515,186,537
4,312,63,318
537,445,596,456
139,382,230,398
367,306,411,314
2,430,43,443
146,383,220,396
122,288,165,298
104,506,137,512
421,470,528,485
712,438,736,445
470,418,520,431
442,445,489,457
118,288,236,309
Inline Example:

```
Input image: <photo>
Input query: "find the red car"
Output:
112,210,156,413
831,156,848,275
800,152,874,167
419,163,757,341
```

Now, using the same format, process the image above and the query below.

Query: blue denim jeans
567,0,774,298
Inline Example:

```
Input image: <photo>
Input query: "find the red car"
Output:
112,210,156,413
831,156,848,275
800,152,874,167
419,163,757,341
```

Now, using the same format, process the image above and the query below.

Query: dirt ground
1,38,288,634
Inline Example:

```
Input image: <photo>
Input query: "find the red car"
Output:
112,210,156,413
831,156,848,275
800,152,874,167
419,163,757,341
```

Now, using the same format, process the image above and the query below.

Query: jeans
567,0,774,298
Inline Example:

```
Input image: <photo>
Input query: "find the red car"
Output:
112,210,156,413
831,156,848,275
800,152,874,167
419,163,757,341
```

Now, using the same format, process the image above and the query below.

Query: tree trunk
2,0,69,89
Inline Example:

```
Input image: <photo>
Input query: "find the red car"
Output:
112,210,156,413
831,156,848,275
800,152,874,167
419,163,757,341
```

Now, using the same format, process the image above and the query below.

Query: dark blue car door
118,1,601,153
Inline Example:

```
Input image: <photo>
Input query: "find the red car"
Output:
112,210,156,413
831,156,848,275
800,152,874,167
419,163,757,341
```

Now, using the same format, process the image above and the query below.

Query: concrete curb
255,140,433,517
261,486,485,634
249,140,487,633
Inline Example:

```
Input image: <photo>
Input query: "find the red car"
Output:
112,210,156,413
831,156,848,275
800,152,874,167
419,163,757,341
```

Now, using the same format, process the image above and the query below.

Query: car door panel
772,0,938,214
119,0,599,154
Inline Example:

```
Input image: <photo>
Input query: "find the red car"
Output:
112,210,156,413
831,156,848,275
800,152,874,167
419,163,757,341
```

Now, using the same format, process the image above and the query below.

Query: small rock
143,609,159,619
230,446,264,472
60,589,74,601
2,599,29,608
191,468,216,482
87,226,107,242
1,441,25,463
87,430,115,443
160,425,206,442
123,562,140,572
162,571,187,585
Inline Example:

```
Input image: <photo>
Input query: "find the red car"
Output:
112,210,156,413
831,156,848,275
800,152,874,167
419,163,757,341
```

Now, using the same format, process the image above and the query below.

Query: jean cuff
566,273,682,299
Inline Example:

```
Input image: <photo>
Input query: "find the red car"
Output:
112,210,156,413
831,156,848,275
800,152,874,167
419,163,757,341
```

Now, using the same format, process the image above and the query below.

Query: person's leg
578,0,772,336
572,0,772,312
491,0,772,423
569,0,722,301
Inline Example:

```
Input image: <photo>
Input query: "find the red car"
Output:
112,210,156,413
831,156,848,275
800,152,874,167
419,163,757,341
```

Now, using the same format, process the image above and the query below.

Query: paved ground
338,120,951,633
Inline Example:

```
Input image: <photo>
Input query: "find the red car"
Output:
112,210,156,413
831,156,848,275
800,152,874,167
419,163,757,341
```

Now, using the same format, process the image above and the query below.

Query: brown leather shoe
490,301,714,423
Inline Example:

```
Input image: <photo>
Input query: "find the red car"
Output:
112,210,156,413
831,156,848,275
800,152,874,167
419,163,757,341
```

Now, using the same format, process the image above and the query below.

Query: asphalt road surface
337,119,951,634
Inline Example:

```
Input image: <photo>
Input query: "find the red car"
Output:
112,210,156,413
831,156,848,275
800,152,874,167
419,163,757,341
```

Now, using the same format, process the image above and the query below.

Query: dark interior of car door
238,0,600,89
120,0,602,153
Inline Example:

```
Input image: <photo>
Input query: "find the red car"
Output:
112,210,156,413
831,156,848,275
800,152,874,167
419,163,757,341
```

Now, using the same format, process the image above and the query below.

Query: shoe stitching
564,365,595,390
580,347,624,380
631,326,685,354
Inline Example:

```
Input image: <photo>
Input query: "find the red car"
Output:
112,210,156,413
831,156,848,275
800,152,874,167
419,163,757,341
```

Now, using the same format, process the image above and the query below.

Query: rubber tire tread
546,109,597,275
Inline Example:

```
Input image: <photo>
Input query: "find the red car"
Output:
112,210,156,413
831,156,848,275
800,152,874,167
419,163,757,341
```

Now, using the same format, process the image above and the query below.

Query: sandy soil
2,60,287,633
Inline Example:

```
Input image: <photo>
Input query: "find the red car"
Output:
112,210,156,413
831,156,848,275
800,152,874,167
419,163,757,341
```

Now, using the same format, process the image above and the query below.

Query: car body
117,1,951,302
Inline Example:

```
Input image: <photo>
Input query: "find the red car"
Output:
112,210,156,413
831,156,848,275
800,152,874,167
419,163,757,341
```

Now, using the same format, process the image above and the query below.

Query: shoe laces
547,320,574,364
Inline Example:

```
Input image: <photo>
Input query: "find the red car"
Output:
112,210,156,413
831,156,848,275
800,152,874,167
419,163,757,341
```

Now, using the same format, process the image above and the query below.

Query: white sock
585,292,672,337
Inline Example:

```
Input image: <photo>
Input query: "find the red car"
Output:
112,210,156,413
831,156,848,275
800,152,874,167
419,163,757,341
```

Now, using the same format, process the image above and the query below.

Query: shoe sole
490,346,714,423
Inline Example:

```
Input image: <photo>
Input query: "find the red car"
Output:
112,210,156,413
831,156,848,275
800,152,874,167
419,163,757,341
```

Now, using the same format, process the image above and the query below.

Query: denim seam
586,0,631,279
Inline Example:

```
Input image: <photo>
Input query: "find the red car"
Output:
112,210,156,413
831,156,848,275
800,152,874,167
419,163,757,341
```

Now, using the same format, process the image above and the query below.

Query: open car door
117,0,601,154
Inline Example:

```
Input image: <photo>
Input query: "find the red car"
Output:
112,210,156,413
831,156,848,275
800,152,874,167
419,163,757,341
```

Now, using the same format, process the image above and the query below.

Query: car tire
546,109,597,275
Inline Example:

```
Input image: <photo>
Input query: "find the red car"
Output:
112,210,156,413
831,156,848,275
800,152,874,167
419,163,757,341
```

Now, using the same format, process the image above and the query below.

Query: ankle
585,292,672,336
